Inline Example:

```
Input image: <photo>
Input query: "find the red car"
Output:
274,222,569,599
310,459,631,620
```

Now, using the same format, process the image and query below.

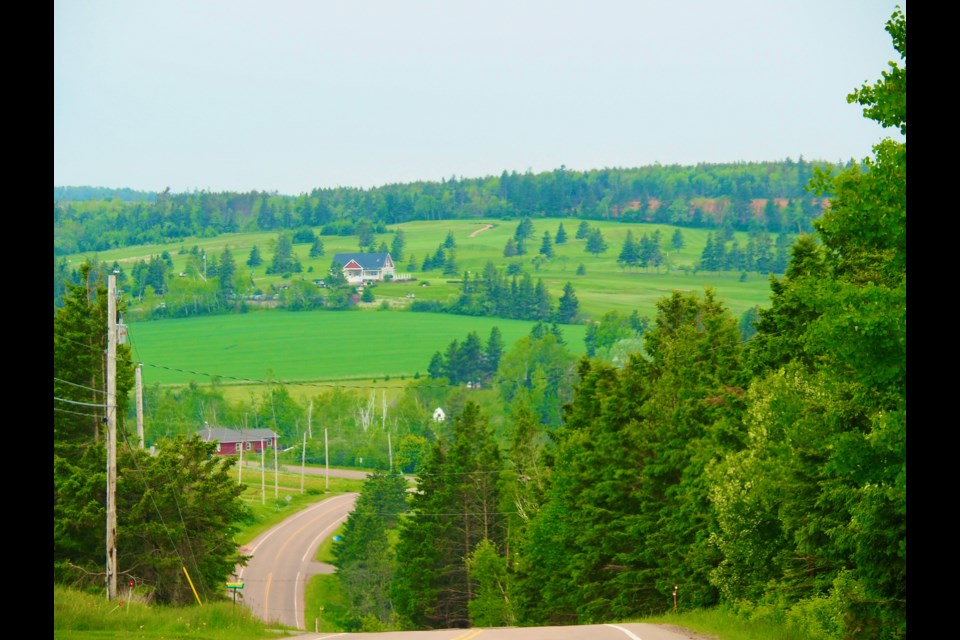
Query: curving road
234,492,359,630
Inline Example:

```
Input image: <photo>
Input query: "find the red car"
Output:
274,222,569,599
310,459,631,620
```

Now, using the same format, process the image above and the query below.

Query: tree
671,229,685,250
554,222,568,244
390,229,406,262
617,230,639,269
585,228,607,256
391,401,504,629
514,217,534,242
247,244,263,267
217,246,237,293
116,436,250,605
333,471,407,629
443,230,457,249
712,10,906,638
266,234,302,274
574,220,590,240
556,282,579,324
309,236,325,258
539,231,554,258
503,237,518,257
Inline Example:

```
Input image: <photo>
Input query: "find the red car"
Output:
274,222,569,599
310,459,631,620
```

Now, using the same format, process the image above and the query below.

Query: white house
332,252,396,284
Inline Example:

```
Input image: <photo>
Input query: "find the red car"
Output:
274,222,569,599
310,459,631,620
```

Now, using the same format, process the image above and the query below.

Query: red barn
196,427,280,456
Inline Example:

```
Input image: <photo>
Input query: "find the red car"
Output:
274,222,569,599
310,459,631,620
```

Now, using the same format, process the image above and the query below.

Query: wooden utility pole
324,427,329,490
300,432,306,493
106,274,118,600
135,364,144,449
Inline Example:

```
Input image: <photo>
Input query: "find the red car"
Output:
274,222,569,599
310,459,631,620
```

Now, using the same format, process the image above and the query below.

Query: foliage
390,401,505,629
710,9,906,637
332,471,408,629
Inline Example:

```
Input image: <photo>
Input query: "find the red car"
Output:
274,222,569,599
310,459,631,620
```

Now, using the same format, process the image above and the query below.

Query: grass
125,308,589,388
641,607,824,640
57,462,821,640
53,584,289,640
230,460,365,545
55,582,823,640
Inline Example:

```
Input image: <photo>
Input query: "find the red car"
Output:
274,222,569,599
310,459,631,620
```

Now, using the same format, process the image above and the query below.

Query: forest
54,157,833,256
53,8,905,640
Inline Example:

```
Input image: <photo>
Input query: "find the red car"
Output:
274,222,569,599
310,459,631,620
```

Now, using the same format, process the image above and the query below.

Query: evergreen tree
671,228,685,250
391,401,504,629
333,471,407,628
617,230,639,269
539,231,554,258
247,244,263,267
217,246,237,293
585,228,607,255
391,229,406,262
554,222,568,244
309,236,325,258
503,237,518,257
556,282,580,324
575,220,590,240
267,234,302,274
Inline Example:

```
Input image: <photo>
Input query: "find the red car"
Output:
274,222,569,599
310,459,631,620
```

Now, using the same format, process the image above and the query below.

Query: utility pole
301,432,306,493
324,427,329,490
135,364,144,449
106,274,118,600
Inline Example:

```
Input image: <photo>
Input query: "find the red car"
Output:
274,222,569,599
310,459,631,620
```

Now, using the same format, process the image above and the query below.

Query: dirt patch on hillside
469,224,495,238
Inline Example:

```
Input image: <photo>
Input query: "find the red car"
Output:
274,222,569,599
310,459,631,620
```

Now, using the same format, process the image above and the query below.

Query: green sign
226,582,244,590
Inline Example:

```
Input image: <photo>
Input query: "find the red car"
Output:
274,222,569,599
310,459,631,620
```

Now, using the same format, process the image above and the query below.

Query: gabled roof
196,427,279,444
332,252,393,270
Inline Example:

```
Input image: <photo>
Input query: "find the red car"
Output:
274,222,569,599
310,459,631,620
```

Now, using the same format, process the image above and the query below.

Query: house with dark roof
196,426,280,456
332,252,396,284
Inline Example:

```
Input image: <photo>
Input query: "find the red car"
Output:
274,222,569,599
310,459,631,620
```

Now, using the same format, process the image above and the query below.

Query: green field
127,309,589,387
71,218,777,392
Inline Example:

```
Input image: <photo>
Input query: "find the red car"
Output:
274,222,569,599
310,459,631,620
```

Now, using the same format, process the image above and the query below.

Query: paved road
284,623,711,639
234,492,359,630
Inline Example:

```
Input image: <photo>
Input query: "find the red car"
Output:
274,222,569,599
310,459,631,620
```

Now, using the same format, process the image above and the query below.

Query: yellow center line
450,629,483,640
263,573,272,620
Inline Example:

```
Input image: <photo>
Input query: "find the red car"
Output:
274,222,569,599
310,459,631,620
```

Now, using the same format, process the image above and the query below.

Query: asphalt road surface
234,492,359,630
284,623,713,640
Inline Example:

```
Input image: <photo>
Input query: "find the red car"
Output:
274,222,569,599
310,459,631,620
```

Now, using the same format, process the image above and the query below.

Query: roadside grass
53,584,289,640
640,606,824,640
230,461,365,546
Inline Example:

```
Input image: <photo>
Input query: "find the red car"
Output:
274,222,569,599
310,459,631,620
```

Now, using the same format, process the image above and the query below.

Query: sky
54,1,905,196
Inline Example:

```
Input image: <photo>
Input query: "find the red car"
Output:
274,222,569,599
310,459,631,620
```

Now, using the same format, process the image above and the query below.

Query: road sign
226,582,244,590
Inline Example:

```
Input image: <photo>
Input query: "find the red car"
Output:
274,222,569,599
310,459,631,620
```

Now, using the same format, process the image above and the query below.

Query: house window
234,442,240,453
246,441,252,451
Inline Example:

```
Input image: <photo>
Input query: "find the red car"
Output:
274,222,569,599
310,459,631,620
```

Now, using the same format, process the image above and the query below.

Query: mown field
125,310,589,389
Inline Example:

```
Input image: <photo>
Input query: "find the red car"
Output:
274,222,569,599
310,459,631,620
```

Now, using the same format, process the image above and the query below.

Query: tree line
54,159,835,256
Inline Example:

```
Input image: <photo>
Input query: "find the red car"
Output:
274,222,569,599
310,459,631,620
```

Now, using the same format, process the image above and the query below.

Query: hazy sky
54,1,905,196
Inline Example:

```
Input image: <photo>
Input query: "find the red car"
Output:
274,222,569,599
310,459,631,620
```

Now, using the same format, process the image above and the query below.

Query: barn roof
196,427,279,444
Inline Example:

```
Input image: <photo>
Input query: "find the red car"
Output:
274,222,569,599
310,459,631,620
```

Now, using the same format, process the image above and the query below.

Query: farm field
126,309,589,390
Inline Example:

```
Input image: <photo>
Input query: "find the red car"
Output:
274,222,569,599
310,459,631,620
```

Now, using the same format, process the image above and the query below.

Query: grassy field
68,217,776,324
71,218,776,394
125,309,590,391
